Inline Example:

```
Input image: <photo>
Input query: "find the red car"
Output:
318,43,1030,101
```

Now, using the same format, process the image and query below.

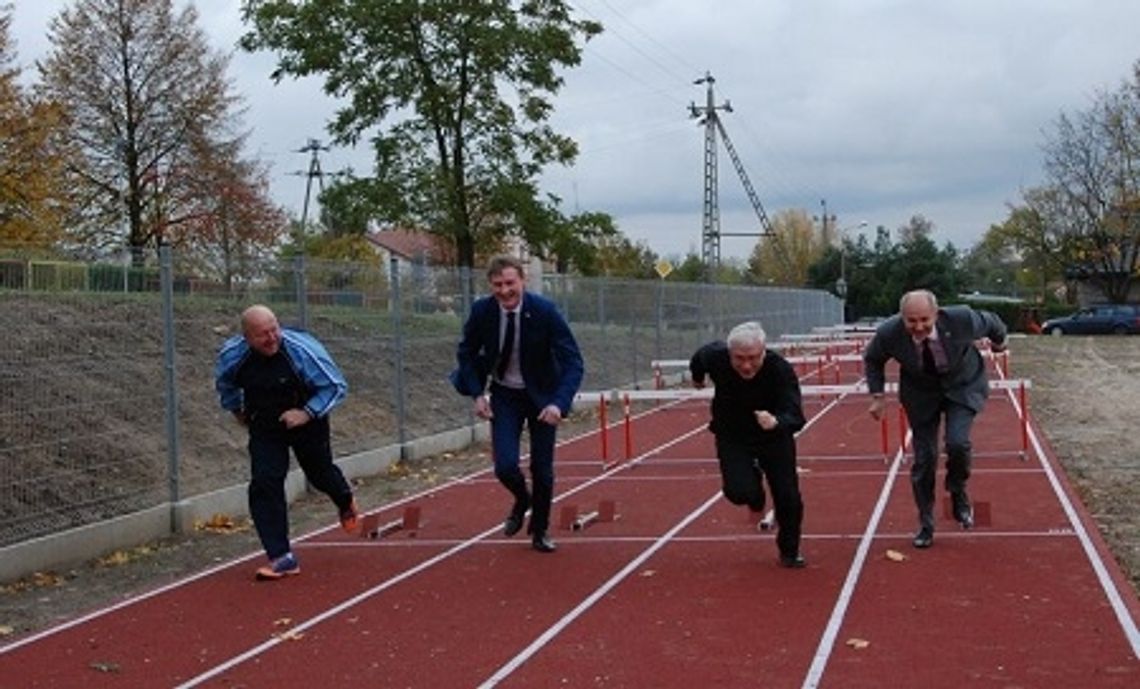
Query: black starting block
559,500,619,531
359,505,422,539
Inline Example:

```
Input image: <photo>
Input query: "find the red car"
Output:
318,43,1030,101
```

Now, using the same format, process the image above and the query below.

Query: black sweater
689,342,806,444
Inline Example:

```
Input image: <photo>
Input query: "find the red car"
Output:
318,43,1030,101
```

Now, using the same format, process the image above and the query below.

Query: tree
37,0,254,265
0,6,70,250
592,235,656,279
239,0,602,270
746,208,823,286
1040,64,1140,303
165,141,288,291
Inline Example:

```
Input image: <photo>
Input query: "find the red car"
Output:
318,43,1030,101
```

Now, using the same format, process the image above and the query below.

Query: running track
1,354,1138,688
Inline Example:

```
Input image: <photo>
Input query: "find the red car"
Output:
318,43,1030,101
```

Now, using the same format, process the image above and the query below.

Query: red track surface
2,356,1138,688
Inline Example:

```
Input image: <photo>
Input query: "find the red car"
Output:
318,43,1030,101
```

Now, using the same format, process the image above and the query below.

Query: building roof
366,229,454,266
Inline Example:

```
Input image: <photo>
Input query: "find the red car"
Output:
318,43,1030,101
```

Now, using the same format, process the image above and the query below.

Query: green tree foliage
1039,60,1140,302
746,208,823,286
592,235,656,278
38,0,279,267
0,7,70,250
239,0,602,270
807,217,965,320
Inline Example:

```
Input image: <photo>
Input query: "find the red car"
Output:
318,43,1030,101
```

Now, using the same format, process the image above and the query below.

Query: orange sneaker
339,498,360,534
255,552,300,581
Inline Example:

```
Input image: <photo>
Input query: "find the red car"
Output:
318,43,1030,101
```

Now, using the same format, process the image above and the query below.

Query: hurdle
359,505,422,539
617,379,1032,464
559,500,620,531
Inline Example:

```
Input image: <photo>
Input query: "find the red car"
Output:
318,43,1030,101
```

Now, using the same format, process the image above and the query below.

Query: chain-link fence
0,248,841,548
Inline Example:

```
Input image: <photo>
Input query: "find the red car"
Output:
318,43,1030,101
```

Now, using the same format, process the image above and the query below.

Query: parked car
1041,304,1140,335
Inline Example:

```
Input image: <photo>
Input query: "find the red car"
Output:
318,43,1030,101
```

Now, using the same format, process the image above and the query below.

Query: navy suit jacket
450,291,584,416
863,305,1007,422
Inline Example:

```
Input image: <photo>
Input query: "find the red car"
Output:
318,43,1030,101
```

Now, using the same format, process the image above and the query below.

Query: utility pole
292,138,331,233
689,73,732,277
689,72,782,281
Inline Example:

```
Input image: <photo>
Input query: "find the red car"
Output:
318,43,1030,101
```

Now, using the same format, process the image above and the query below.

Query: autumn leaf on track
885,549,908,562
274,618,293,627
845,638,870,650
195,513,248,533
640,569,657,577
274,629,305,641
89,661,121,673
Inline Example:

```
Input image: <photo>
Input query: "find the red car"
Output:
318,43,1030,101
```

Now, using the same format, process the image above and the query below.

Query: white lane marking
475,493,724,688
800,445,907,689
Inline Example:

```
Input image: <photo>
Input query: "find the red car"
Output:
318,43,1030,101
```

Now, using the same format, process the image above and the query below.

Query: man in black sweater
690,321,807,568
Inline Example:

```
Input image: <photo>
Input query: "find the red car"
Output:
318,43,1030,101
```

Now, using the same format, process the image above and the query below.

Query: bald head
241,305,281,356
899,290,939,339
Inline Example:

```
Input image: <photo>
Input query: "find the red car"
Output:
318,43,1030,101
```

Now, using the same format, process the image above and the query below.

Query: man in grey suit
863,289,1008,549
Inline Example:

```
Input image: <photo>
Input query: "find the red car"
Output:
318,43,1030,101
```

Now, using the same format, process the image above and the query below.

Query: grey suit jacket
863,306,1007,423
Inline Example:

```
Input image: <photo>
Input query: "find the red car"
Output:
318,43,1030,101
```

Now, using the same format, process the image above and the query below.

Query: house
366,228,456,268
365,228,460,313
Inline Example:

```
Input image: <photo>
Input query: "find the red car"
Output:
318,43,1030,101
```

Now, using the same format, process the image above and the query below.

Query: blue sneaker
255,552,300,581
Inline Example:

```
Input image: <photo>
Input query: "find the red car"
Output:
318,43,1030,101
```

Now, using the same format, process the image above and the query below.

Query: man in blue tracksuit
215,304,358,580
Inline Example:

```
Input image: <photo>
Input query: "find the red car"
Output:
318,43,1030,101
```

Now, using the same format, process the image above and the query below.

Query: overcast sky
9,1,1140,260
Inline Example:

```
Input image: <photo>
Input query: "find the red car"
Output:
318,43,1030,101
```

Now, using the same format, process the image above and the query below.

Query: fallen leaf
274,618,293,627
89,661,121,673
275,629,305,641
885,549,907,562
640,569,656,577
846,638,870,650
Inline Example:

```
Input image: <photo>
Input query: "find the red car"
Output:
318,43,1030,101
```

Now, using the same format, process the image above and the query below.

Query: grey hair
900,289,938,312
726,321,767,349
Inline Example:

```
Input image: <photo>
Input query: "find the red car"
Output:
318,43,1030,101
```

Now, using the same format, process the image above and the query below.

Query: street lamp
836,220,868,300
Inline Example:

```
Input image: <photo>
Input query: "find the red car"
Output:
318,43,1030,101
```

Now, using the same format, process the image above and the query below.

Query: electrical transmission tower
291,138,336,232
689,72,783,279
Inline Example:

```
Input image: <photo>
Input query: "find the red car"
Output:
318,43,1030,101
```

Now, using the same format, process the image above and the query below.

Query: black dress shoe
531,534,557,553
779,553,806,569
913,527,934,549
503,513,524,537
503,498,530,537
951,492,974,529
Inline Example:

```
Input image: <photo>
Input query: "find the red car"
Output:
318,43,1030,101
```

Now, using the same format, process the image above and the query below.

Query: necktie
496,311,515,379
922,338,938,376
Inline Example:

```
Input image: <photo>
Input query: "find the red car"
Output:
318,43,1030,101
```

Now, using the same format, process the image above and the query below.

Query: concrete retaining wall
0,425,481,583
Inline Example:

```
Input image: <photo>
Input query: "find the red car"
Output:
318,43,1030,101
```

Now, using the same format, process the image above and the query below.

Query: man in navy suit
864,289,1007,549
451,255,584,552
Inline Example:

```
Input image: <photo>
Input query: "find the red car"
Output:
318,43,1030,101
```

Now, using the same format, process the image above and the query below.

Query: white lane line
800,445,907,689
475,391,848,687
1016,394,1140,657
993,367,1140,655
476,492,724,689
172,418,711,687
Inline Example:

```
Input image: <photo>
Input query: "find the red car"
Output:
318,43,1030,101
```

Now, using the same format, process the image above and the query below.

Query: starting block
359,505,422,539
942,500,991,528
559,500,620,531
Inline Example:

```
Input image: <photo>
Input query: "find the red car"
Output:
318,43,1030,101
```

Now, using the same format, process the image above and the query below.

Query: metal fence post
294,253,308,329
160,244,181,532
390,258,408,450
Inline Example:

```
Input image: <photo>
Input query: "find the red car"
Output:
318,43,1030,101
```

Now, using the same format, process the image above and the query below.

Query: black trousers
907,398,976,531
715,434,804,558
247,416,354,560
